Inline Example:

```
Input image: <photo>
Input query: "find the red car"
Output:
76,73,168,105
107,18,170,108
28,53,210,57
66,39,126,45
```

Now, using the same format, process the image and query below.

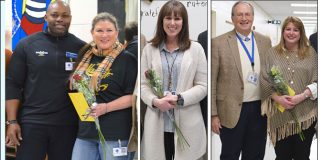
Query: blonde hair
275,16,311,59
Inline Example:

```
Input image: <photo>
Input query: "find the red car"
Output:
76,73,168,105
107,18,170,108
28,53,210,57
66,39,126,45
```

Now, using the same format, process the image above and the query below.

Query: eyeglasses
235,13,253,19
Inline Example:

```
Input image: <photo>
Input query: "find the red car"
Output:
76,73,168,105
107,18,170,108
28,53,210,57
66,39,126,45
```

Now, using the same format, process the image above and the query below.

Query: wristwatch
6,120,18,126
177,94,184,106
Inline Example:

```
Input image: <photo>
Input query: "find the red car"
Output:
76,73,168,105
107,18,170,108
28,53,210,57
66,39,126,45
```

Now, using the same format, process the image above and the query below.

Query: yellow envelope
276,85,296,113
68,93,95,122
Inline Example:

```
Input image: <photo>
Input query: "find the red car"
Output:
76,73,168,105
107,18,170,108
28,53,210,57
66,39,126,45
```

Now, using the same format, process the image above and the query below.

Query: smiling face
91,20,119,50
44,1,71,36
163,12,183,40
283,22,301,48
232,2,254,36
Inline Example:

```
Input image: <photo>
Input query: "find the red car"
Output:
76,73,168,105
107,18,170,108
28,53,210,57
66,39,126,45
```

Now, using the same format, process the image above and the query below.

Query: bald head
47,0,70,14
44,0,72,36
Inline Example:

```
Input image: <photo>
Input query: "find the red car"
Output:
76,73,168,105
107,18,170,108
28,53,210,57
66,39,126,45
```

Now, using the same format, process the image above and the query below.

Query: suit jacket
198,30,208,128
141,41,207,160
309,32,317,53
211,30,271,128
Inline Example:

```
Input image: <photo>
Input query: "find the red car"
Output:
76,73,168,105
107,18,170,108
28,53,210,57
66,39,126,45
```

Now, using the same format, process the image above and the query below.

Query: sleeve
307,48,318,100
211,38,219,116
6,40,28,100
140,45,159,108
123,51,138,94
260,48,275,102
181,44,207,107
307,83,317,100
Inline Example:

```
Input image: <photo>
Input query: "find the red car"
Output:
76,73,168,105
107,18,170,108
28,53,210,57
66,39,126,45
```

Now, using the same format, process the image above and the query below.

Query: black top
6,30,86,126
309,32,317,53
125,36,138,58
197,30,208,128
77,50,137,140
198,30,207,58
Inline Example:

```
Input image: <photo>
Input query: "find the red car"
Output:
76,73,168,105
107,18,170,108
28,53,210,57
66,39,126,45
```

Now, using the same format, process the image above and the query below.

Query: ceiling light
298,17,317,20
291,3,317,7
293,11,317,15
303,23,317,26
302,20,317,24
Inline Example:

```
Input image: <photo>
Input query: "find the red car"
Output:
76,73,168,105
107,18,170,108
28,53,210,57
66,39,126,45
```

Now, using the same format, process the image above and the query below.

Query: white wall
141,0,207,42
211,1,279,46
68,0,97,43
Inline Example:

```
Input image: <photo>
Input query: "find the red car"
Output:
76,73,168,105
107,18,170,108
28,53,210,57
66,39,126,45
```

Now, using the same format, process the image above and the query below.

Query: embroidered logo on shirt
35,51,48,56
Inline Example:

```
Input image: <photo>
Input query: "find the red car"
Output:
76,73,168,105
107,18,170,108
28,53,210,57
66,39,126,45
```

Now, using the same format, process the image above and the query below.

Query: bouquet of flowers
268,66,305,141
145,69,190,150
72,74,107,159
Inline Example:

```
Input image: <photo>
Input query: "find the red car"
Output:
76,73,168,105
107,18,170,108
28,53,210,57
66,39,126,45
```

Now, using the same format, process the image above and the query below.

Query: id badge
65,62,74,71
113,140,128,157
246,71,259,85
113,147,127,157
164,91,176,96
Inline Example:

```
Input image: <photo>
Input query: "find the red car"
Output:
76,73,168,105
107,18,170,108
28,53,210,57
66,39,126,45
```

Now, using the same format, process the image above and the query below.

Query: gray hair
231,1,254,17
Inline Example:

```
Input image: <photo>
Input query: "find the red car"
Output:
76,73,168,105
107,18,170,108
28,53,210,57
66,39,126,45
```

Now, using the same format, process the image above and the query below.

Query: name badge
246,71,259,85
113,140,128,157
65,62,75,71
66,52,78,59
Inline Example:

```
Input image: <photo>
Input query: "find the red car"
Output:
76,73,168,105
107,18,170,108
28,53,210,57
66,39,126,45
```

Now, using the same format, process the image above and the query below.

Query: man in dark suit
309,31,317,53
198,30,208,129
211,2,271,159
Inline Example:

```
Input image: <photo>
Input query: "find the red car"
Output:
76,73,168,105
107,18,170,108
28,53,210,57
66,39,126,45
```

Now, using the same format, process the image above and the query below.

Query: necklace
164,52,179,91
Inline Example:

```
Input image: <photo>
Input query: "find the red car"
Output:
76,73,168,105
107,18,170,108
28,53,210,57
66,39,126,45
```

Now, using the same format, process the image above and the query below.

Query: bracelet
6,120,18,126
303,92,309,99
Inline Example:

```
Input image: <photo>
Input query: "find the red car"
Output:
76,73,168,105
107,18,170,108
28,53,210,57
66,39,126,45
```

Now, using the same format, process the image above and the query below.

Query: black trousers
16,123,78,160
164,132,175,160
275,121,316,160
219,100,267,160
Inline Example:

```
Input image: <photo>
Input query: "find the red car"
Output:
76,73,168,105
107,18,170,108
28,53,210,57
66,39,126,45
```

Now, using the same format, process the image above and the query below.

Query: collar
236,30,252,42
43,27,69,39
159,41,180,53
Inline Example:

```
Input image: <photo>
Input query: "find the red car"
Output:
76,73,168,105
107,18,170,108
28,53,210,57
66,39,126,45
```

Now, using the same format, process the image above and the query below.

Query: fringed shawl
260,47,317,145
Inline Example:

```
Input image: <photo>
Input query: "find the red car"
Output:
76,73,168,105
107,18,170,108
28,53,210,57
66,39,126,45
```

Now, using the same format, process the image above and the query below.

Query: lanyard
236,32,255,71
164,52,179,91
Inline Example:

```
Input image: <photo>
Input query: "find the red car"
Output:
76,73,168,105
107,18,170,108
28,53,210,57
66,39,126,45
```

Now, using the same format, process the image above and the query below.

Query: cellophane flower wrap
145,69,190,150
72,74,108,159
268,66,305,141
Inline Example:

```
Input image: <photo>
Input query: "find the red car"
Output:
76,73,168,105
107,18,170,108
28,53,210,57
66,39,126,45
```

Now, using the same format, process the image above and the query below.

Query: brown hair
275,16,311,59
125,21,138,42
91,12,119,31
150,0,190,51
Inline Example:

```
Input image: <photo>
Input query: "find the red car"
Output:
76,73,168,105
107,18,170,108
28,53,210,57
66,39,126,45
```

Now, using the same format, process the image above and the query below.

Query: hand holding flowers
145,69,190,150
90,103,109,118
152,94,177,112
268,66,305,141
72,74,108,159
271,94,295,109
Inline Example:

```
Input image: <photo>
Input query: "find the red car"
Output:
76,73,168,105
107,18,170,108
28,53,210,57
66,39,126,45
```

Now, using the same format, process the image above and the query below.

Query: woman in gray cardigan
140,1,207,160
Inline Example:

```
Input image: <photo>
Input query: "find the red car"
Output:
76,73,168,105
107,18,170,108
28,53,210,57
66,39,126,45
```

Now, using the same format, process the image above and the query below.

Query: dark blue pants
16,123,78,160
219,100,267,160
275,121,316,160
